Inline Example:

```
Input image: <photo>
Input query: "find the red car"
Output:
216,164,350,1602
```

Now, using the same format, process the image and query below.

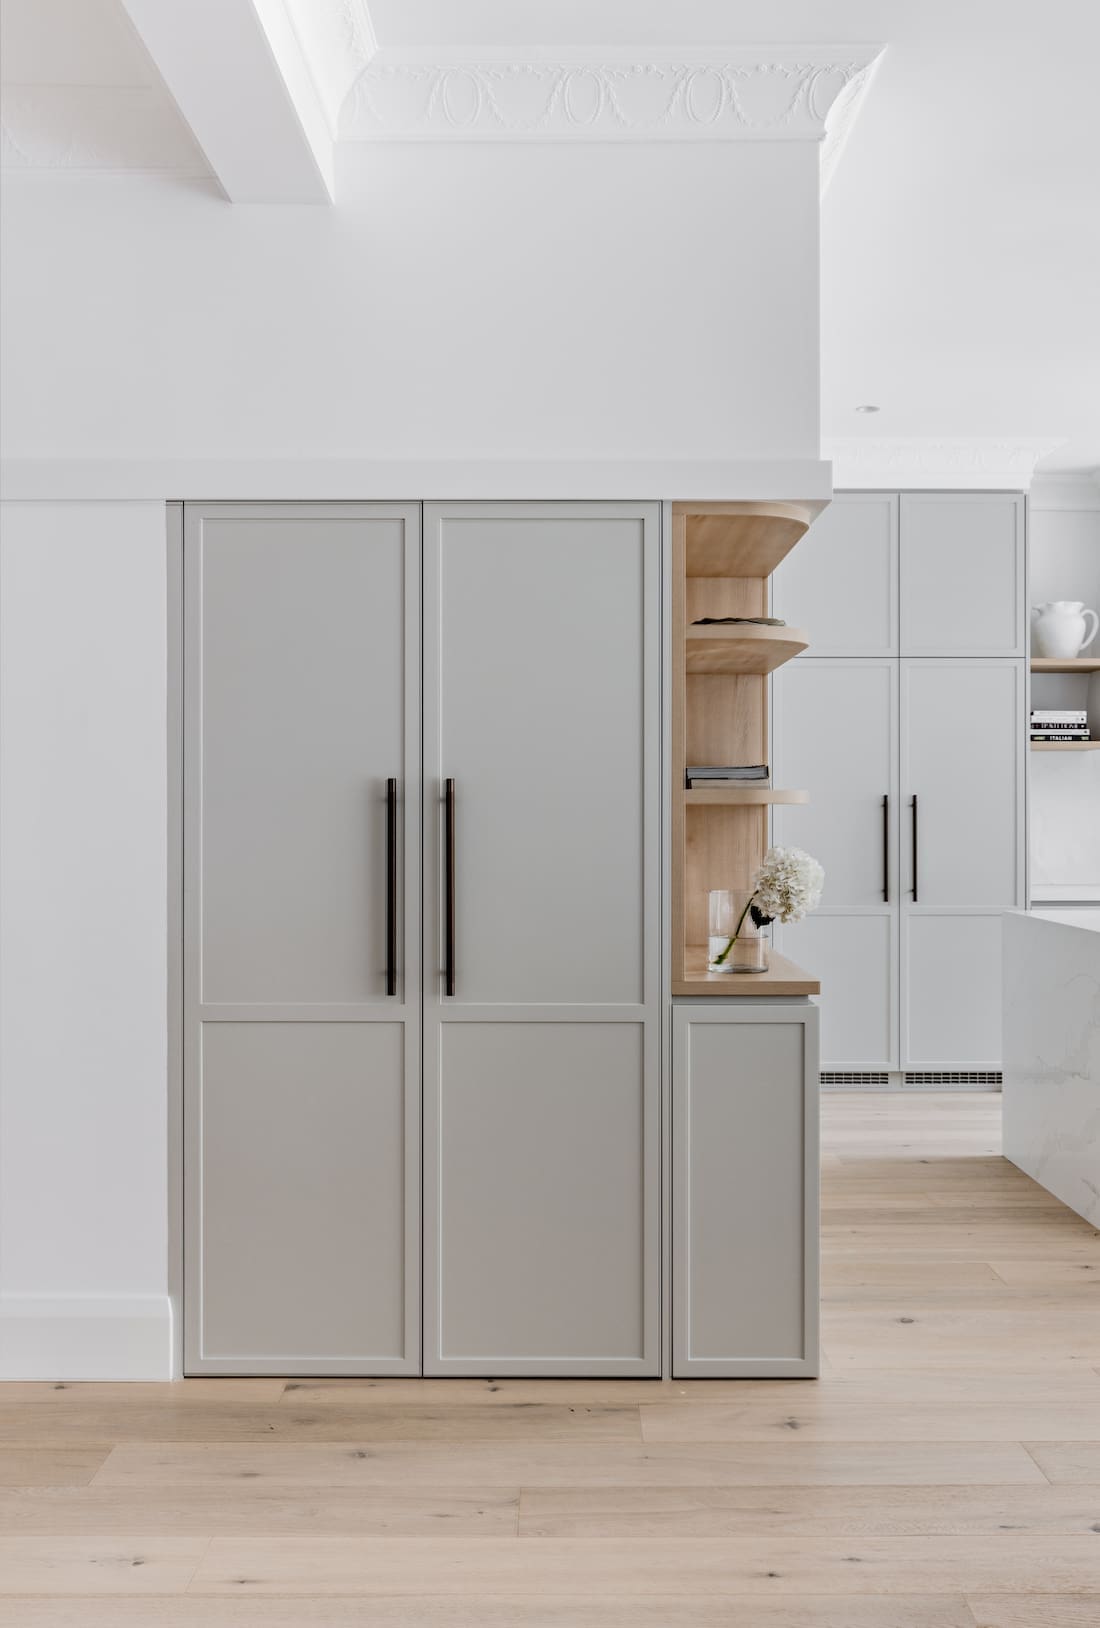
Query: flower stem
711,892,757,966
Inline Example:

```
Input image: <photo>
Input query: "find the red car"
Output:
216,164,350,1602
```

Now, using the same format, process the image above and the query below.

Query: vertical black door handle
385,778,397,997
911,794,919,903
444,778,456,998
882,794,890,904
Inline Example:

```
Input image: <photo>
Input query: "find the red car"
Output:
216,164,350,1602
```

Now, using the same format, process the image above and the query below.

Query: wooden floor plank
0,1536,208,1594
90,1439,1048,1490
0,1448,111,1488
0,1596,978,1627
1024,1443,1100,1485
183,1534,1100,1595
518,1484,1100,1538
967,1598,1100,1627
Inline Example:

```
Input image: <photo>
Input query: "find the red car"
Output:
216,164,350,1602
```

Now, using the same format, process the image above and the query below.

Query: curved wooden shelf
685,624,809,675
674,502,815,579
1031,740,1100,751
684,787,808,806
1031,657,1100,674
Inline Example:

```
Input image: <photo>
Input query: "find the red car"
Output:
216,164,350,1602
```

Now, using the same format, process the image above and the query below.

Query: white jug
1032,601,1099,660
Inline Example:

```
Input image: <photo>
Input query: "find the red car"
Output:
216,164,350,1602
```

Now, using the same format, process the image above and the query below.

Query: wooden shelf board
674,502,814,579
1031,740,1100,751
685,624,809,675
684,787,808,806
1031,657,1100,674
673,948,820,998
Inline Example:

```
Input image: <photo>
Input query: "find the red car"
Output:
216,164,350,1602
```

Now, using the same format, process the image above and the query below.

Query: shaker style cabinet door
673,1004,820,1376
183,504,421,1374
772,493,898,656
773,659,899,1068
901,659,1025,1068
422,502,661,1375
900,494,1025,657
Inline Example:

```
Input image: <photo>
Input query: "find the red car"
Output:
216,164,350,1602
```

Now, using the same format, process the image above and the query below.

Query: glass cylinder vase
707,889,769,974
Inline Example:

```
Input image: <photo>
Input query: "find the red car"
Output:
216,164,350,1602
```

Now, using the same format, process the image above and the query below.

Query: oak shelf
1031,740,1100,751
673,948,821,998
1031,657,1100,674
684,787,808,807
676,502,815,579
685,624,809,675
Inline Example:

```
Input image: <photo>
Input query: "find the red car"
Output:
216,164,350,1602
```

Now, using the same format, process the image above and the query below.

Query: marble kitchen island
1003,908,1100,1224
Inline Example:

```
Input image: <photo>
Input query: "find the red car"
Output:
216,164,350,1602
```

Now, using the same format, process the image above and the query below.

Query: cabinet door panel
423,503,660,1376
183,503,421,1375
904,913,1004,1067
673,1006,819,1377
900,494,1024,656
776,912,897,1069
773,660,897,906
430,1023,648,1369
772,494,897,655
902,661,1024,909
195,1023,410,1365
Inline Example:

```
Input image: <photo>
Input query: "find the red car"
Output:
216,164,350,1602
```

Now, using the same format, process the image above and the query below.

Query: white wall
1029,491,1100,901
0,143,820,465
0,501,170,1376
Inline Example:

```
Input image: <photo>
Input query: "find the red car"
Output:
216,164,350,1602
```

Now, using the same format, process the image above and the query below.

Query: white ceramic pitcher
1032,601,1099,660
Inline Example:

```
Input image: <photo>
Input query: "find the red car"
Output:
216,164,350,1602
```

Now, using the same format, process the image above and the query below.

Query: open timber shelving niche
671,500,822,998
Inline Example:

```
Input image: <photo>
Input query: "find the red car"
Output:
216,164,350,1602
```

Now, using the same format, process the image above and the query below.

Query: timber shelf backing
671,501,818,999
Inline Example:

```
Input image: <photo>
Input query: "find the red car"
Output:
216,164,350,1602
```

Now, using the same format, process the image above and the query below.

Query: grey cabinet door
900,494,1025,657
673,1003,820,1377
772,493,898,656
183,504,421,1374
423,502,661,1375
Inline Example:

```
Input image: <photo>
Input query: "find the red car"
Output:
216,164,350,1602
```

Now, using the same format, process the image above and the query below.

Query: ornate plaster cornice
282,0,377,131
339,45,883,148
823,437,1066,492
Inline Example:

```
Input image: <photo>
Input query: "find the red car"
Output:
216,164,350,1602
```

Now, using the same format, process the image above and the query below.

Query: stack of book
1031,709,1090,743
686,764,770,789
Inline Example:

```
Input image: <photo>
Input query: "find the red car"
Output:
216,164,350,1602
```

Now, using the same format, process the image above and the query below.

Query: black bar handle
385,778,397,997
882,793,890,904
444,778,456,998
911,794,919,903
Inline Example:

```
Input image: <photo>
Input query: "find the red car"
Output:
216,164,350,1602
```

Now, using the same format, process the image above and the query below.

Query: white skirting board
0,1295,174,1380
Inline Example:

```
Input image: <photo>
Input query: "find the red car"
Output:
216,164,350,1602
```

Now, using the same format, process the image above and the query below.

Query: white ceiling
2,0,1097,474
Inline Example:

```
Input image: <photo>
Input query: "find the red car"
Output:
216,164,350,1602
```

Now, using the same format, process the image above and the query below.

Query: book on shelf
686,764,770,789
1031,733,1091,742
1031,711,1087,724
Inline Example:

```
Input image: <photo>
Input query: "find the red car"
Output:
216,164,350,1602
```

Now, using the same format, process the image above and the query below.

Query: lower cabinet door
903,911,1006,1069
776,912,898,1071
425,1021,658,1375
673,1003,820,1377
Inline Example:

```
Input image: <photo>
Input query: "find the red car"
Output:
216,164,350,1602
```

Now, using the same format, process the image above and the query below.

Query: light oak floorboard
0,1597,978,1627
638,1400,1100,1443
0,1448,110,1488
0,1403,640,1446
184,1534,1100,1595
0,1485,520,1536
0,1537,208,1594
91,1439,1047,1490
967,1598,1100,1627
518,1484,1100,1538
1025,1444,1100,1485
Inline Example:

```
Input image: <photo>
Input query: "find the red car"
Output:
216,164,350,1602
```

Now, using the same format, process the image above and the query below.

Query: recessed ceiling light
855,404,880,414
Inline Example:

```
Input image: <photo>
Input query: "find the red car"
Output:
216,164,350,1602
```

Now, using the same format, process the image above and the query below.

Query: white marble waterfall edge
1003,909,1100,1225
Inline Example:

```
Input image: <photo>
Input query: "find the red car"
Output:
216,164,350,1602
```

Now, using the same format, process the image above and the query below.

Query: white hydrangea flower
751,845,824,925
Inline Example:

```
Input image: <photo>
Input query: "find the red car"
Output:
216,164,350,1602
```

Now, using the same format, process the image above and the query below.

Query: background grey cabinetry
183,504,421,1375
423,502,662,1375
672,1003,820,1377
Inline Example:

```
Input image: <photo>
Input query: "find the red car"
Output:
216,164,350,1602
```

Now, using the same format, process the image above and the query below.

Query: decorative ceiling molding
338,46,883,147
824,437,1067,491
819,54,880,194
0,83,207,172
282,0,377,132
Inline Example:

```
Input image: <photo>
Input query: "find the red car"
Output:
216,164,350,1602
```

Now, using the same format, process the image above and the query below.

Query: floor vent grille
904,1070,1003,1088
821,1071,889,1087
